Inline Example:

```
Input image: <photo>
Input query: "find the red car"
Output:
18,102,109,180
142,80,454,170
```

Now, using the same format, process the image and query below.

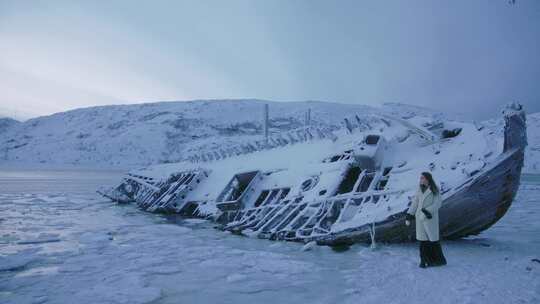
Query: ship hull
317,148,524,245
99,105,527,246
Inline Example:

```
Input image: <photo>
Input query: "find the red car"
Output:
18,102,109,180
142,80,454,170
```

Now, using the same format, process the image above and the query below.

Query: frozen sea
1,169,539,304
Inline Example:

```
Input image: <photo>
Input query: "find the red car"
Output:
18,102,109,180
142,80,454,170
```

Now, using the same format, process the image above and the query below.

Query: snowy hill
0,117,20,134
0,99,537,172
0,100,376,167
524,112,540,173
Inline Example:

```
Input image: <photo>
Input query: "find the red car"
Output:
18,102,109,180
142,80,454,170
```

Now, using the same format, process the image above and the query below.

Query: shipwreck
99,103,527,245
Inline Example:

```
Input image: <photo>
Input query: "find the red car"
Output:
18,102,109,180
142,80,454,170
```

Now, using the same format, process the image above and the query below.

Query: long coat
407,187,442,241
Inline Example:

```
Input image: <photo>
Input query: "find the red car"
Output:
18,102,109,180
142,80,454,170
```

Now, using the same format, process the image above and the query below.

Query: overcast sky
1,0,539,120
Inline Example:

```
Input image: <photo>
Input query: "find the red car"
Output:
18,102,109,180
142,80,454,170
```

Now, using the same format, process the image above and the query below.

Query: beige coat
407,187,442,241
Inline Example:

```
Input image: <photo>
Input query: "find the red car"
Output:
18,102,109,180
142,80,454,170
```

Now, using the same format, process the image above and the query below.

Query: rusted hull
100,105,527,246
317,148,524,245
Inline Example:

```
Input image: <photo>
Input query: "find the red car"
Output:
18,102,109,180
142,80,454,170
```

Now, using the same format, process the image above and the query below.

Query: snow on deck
121,114,504,233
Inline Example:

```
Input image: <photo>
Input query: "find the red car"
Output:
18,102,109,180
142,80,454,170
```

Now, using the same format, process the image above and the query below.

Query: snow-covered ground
1,170,539,304
0,101,538,303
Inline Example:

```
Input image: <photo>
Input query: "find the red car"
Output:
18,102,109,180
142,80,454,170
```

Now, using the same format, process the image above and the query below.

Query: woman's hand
421,208,432,219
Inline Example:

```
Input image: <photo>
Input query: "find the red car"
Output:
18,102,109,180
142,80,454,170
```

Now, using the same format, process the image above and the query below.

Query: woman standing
406,172,447,268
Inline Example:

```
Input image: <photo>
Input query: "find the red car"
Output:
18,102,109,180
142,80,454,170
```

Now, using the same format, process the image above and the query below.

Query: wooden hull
101,105,527,246
317,149,524,245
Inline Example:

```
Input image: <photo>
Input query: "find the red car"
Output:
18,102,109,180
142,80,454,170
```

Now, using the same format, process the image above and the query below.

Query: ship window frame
335,166,363,195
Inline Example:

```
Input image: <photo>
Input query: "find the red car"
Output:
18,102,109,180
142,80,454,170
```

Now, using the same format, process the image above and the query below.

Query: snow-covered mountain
0,100,375,167
0,99,538,172
0,117,20,134
524,112,540,173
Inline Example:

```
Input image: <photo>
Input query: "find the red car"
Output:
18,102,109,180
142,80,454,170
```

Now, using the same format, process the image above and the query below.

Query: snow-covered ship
99,103,527,245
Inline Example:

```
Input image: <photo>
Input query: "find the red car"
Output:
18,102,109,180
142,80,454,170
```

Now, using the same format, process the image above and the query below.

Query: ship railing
184,125,339,164
183,112,429,164
221,187,415,240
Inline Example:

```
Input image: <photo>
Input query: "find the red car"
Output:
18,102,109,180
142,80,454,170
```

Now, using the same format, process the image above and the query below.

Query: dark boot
423,241,435,267
419,241,427,268
430,241,447,266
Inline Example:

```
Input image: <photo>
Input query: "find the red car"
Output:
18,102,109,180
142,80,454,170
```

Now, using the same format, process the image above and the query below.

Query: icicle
240,144,250,153
268,137,276,147
219,149,228,159
315,128,326,139
287,132,298,144
355,114,363,129
325,130,338,142
255,140,266,150
296,130,306,141
305,128,314,140
369,221,377,250
302,241,317,251
344,118,354,133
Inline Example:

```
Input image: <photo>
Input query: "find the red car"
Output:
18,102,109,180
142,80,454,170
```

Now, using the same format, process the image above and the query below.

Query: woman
406,172,447,268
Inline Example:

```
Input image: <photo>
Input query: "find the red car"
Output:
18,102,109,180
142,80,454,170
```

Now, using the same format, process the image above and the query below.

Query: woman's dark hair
421,172,439,195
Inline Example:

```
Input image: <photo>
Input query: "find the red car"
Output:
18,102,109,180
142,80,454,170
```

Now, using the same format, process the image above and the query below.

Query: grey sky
1,0,539,120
